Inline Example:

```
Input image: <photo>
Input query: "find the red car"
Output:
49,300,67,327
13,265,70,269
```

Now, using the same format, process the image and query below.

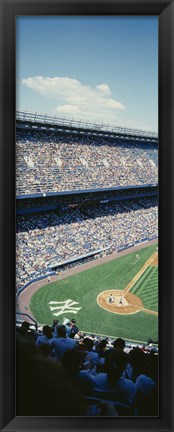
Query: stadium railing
16,312,38,331
16,110,158,142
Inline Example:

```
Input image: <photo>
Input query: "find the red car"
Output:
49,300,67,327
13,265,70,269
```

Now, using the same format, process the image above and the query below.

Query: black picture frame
0,0,173,431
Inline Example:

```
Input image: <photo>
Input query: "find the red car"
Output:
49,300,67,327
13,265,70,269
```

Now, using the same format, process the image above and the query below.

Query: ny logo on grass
49,299,81,317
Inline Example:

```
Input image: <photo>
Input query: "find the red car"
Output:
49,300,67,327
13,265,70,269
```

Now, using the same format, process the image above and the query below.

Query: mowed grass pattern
30,243,158,342
130,266,158,312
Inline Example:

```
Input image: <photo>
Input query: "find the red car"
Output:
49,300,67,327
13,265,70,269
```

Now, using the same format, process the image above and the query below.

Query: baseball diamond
18,241,158,343
97,251,158,315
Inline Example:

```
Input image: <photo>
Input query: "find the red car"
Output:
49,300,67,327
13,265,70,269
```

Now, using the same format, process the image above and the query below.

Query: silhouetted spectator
91,349,136,407
16,338,85,416
83,337,99,368
53,324,77,361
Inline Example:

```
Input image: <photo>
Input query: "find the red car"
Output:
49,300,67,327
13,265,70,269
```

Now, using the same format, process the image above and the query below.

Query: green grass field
30,243,158,343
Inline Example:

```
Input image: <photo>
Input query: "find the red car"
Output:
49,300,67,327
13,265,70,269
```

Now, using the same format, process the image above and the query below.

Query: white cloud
56,104,80,114
22,76,125,123
104,98,124,110
96,83,111,95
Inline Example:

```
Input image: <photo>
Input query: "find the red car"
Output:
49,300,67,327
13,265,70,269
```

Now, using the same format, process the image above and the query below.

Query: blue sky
16,16,158,132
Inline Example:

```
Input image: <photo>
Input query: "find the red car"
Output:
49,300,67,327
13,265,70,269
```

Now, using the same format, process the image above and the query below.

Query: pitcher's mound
97,290,144,315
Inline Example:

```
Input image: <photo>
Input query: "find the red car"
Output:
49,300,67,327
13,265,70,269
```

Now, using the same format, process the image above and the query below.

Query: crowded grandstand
16,112,158,416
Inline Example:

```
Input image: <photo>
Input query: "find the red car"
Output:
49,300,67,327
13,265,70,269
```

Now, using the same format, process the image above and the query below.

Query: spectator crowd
16,197,158,290
16,129,158,417
16,130,158,195
16,320,158,416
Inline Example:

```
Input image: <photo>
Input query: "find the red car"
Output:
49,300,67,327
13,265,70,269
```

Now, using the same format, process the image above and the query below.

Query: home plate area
97,290,144,315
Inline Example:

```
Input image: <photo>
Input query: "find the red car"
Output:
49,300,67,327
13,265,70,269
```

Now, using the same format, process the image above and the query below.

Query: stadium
16,111,158,416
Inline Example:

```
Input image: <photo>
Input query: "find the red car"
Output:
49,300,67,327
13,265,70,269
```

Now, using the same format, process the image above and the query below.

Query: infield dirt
97,250,158,316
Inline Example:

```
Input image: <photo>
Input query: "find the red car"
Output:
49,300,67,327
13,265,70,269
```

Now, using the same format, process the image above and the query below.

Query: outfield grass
30,243,158,343
131,266,158,312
